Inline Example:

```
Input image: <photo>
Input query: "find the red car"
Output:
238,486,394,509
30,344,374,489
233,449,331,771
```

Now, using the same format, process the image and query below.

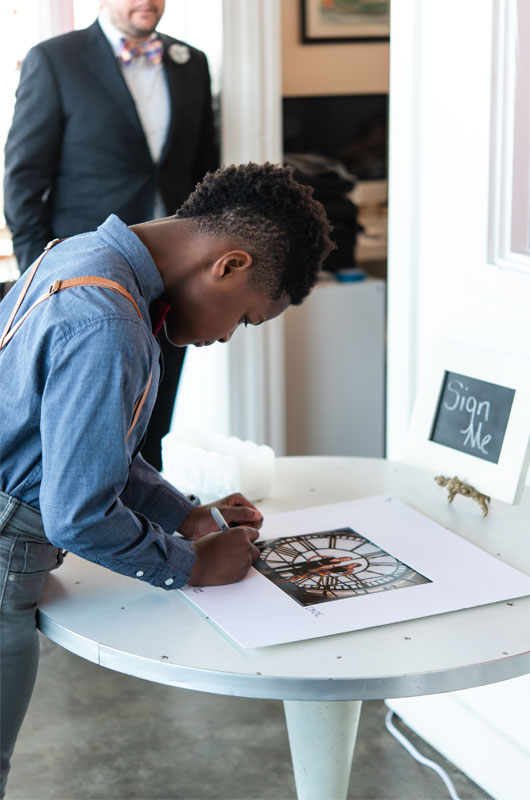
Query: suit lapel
159,36,188,163
79,22,149,147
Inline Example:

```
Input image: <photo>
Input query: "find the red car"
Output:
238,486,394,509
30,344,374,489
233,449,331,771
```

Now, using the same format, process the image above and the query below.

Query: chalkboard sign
430,371,515,464
404,340,530,505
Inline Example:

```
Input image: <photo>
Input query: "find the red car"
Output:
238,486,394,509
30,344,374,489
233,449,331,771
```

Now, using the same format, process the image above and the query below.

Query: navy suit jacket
4,21,217,272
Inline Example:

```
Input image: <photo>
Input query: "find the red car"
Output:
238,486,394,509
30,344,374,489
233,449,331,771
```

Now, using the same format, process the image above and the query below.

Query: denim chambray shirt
0,215,195,589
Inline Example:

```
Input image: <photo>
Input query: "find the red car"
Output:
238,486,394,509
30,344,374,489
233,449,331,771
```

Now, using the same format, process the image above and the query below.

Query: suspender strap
0,275,142,350
0,239,153,441
0,240,57,349
50,276,142,316
126,372,153,441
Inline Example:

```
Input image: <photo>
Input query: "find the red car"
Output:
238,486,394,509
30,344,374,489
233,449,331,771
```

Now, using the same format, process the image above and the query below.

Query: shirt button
164,577,174,586
136,570,144,577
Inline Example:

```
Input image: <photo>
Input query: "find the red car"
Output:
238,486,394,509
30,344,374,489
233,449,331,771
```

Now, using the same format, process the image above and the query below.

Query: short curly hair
176,162,334,305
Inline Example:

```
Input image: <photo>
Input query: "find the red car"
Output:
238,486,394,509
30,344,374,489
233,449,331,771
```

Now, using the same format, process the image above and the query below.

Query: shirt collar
96,214,165,306
97,15,125,56
98,14,161,57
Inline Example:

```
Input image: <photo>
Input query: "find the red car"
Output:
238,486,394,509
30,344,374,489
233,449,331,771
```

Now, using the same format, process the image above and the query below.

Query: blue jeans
0,490,64,797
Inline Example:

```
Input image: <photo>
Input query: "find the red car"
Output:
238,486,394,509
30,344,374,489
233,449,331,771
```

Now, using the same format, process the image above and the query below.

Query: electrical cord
385,709,463,800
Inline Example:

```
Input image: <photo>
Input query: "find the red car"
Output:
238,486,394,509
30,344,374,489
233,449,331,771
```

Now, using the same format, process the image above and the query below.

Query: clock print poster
254,528,431,606
180,496,530,648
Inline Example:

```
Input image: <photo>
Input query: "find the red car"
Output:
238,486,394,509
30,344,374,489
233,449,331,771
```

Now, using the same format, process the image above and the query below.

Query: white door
386,2,530,796
387,0,530,458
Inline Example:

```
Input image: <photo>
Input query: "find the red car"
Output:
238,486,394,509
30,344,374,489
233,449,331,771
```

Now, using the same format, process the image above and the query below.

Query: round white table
38,457,530,800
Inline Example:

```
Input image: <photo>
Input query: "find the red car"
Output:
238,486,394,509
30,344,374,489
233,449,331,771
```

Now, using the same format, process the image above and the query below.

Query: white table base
284,700,362,800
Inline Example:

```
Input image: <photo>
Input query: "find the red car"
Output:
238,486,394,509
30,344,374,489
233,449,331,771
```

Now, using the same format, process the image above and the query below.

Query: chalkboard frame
404,339,530,505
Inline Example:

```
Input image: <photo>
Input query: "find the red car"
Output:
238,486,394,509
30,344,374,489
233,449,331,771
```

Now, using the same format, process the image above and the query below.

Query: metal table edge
38,610,530,701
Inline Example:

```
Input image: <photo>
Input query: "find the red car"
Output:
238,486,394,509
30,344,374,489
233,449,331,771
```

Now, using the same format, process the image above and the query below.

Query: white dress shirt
98,14,171,219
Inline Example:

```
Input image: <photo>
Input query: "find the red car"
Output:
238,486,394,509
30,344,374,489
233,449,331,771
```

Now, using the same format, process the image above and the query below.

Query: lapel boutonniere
168,43,191,64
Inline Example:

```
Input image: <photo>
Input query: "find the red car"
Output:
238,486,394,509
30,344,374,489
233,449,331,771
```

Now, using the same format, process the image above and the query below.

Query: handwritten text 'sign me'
430,372,515,464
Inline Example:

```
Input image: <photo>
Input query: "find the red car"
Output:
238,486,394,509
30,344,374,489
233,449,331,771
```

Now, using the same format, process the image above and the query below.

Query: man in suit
4,0,218,470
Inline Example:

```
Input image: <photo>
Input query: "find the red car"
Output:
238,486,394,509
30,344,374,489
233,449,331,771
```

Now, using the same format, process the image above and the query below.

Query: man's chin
163,321,184,347
129,17,160,37
163,331,185,347
130,26,157,38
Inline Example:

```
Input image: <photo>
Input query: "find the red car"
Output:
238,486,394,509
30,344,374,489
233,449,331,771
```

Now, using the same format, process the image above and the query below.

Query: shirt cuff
126,535,196,590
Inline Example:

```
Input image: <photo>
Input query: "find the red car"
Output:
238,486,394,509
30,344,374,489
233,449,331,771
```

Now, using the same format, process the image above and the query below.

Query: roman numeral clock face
254,528,430,607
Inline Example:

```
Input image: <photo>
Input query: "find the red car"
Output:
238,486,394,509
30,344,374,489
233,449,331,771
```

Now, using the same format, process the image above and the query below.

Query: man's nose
218,330,234,344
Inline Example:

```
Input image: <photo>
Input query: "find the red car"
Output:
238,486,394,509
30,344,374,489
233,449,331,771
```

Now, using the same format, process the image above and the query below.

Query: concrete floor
6,635,492,800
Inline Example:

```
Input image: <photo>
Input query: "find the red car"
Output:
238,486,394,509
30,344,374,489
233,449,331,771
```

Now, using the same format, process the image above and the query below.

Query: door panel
386,3,530,794
387,0,530,460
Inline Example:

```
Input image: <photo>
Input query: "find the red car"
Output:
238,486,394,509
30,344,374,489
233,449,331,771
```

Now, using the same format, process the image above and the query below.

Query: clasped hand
178,493,262,586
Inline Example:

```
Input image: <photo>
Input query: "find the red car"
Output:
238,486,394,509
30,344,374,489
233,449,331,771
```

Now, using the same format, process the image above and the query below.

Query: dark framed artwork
301,0,390,44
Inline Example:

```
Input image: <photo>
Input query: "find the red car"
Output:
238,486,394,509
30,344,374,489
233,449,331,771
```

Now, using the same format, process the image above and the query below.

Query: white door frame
38,0,74,39
386,0,422,459
221,0,286,452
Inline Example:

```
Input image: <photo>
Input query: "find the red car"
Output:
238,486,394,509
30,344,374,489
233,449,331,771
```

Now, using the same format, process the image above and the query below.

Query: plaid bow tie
119,34,163,65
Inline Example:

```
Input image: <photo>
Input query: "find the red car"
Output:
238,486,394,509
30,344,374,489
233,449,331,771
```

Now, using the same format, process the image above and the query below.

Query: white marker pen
211,506,230,531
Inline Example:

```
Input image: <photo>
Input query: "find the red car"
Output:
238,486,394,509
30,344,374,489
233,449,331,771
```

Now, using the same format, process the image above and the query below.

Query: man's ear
211,250,253,278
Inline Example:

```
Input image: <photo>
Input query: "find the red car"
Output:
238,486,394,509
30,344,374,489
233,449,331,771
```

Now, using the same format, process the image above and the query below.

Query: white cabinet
284,278,386,457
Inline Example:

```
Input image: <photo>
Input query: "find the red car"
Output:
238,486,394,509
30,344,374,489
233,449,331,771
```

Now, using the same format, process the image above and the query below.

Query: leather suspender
0,238,153,441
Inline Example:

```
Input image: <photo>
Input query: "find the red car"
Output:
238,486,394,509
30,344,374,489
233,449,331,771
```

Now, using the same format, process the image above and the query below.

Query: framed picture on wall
301,0,390,44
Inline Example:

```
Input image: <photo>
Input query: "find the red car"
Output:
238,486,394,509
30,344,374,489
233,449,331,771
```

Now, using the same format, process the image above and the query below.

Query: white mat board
180,496,530,648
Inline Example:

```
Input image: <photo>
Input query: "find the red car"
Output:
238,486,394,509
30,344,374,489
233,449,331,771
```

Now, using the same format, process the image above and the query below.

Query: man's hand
178,493,263,541
189,527,261,586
